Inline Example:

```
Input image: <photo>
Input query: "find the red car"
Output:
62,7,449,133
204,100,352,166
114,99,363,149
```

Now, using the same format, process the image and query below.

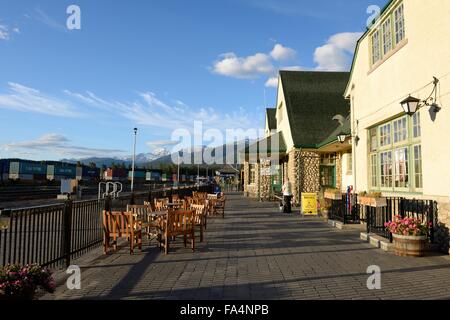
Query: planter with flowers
385,216,431,257
0,264,56,300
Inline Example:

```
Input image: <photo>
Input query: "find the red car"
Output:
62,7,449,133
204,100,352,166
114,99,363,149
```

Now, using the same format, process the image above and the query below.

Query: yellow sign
301,193,318,215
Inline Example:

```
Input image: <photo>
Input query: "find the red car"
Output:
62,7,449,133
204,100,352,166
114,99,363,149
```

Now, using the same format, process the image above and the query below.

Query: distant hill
61,140,252,168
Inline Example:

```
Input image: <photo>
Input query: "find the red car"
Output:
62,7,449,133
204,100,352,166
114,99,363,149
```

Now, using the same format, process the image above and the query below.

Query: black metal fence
364,198,437,243
0,184,214,269
329,194,360,224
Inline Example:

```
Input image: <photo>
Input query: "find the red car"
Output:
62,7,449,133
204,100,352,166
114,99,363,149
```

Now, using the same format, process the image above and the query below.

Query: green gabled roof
317,115,351,148
244,132,287,155
266,108,277,131
279,70,350,148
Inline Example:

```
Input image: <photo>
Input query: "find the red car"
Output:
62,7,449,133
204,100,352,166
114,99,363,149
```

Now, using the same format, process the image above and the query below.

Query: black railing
0,184,214,268
329,194,360,224
365,197,437,243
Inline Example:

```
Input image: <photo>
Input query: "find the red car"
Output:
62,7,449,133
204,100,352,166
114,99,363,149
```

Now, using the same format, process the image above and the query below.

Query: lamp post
131,128,138,193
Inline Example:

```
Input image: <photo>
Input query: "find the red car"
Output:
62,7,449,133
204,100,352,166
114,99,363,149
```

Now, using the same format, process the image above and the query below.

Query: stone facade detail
335,153,342,191
436,201,450,254
260,160,272,201
298,151,320,194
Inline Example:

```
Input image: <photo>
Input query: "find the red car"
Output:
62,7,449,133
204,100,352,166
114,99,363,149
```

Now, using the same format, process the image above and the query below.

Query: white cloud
0,24,9,40
314,32,362,71
270,44,296,61
212,52,274,79
66,90,260,133
0,82,79,117
13,27,20,34
212,43,299,87
2,133,125,158
265,77,278,88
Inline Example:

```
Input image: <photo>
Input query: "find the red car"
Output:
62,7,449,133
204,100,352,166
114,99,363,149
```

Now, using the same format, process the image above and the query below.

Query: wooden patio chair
155,199,169,211
190,204,206,242
127,205,160,242
160,210,195,254
212,194,226,218
103,210,142,255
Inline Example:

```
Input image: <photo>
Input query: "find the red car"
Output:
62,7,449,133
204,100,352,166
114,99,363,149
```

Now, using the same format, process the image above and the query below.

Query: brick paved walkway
42,193,450,300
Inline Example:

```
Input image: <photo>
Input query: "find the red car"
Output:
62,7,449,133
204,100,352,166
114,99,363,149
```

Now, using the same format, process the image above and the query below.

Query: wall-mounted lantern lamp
400,77,440,116
336,133,360,145
337,132,348,143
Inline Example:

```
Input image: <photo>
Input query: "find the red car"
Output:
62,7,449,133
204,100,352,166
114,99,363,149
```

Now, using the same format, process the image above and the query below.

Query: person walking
282,178,293,214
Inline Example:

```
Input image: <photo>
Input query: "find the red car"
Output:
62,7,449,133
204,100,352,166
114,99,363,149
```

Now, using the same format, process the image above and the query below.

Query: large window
320,153,336,188
368,112,422,193
370,1,406,66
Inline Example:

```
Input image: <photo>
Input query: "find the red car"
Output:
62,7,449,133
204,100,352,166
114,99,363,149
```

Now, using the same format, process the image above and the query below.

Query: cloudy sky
0,0,386,160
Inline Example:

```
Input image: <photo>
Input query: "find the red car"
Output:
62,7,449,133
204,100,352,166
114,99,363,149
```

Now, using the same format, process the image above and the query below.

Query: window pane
413,112,421,138
379,123,391,147
380,151,393,188
393,117,408,143
395,4,405,44
394,147,409,188
414,145,423,188
372,29,381,64
383,18,392,55
371,154,378,188
369,128,378,152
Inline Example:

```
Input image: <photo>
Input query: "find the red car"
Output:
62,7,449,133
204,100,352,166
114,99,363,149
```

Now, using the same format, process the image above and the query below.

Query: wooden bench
103,211,142,255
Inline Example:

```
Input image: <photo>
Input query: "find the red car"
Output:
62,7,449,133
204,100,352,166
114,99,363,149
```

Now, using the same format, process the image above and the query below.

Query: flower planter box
324,192,342,201
357,196,387,208
392,234,427,257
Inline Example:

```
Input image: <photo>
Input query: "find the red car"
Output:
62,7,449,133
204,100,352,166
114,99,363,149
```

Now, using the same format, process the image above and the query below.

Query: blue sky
0,0,386,161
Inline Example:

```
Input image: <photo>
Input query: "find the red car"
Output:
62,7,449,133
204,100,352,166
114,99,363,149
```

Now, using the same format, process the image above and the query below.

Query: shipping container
19,162,47,175
128,170,146,179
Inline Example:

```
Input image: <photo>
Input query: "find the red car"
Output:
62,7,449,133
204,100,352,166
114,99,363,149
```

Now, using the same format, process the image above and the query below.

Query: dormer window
370,1,406,68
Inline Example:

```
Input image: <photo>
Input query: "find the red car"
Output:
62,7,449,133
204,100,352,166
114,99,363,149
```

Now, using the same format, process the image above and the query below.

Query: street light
131,128,138,193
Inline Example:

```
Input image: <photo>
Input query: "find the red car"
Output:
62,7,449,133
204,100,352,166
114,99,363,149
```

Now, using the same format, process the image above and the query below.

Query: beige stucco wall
341,152,353,192
346,0,450,201
275,77,295,152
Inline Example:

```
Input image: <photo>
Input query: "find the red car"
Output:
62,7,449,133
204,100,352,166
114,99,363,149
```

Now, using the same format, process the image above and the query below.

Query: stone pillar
299,151,320,194
243,161,250,196
436,201,450,254
335,153,343,191
285,150,302,205
259,160,271,201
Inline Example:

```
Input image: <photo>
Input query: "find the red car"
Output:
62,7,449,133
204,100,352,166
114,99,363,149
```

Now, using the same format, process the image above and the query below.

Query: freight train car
104,168,128,181
146,171,162,182
128,169,147,182
47,163,77,181
76,166,100,181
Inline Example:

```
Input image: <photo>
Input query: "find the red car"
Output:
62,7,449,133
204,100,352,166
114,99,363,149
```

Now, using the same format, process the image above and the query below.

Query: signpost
301,193,318,216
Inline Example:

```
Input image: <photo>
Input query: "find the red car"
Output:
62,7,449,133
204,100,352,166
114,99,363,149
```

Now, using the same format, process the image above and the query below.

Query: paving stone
40,193,450,300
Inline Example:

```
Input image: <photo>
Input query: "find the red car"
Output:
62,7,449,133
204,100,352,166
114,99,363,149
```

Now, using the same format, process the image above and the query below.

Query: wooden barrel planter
392,234,427,257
